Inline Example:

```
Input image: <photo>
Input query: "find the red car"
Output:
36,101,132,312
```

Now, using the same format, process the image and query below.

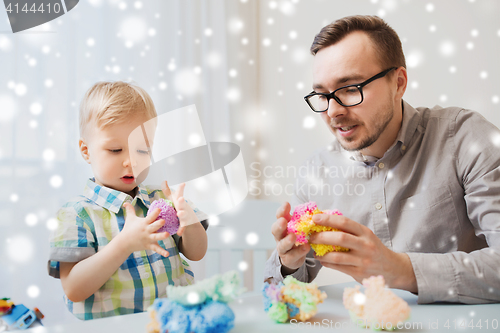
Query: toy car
0,300,43,331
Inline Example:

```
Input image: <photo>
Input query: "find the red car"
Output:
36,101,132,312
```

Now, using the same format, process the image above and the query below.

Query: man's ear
79,138,91,164
395,66,408,99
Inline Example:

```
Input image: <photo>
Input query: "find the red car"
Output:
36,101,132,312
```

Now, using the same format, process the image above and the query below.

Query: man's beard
332,104,394,152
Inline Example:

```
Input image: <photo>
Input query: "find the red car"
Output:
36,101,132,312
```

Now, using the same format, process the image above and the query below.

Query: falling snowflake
439,41,455,57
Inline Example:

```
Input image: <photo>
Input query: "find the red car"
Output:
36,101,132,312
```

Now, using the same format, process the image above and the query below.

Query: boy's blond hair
79,81,157,138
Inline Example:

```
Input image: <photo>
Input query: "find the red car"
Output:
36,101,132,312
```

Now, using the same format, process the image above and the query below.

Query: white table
25,282,500,332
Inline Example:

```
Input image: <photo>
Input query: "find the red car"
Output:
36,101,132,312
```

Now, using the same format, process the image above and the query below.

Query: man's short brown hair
310,15,406,70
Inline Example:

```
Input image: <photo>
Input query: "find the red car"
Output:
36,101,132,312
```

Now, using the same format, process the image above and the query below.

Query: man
264,15,500,304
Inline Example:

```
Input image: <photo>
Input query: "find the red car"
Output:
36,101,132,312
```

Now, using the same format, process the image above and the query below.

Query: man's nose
326,97,347,118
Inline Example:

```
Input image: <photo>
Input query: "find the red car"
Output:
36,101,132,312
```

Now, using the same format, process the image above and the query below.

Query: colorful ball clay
147,198,180,235
287,201,349,256
343,275,411,331
262,276,327,323
147,271,243,333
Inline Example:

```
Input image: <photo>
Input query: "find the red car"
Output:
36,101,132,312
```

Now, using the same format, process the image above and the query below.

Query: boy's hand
162,181,199,237
119,202,170,257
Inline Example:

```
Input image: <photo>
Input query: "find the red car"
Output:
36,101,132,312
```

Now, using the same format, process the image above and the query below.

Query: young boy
48,81,208,320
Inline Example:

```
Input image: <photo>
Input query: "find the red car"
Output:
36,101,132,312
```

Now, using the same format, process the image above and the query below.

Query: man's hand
308,214,417,292
271,202,310,275
162,181,199,236
118,202,170,257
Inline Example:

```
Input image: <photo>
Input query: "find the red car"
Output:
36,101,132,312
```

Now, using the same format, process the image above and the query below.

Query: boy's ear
79,138,91,164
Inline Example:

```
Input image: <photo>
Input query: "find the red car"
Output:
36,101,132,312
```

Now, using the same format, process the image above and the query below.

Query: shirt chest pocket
398,184,461,253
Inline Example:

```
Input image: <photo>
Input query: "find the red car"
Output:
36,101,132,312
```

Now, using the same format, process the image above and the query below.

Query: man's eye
109,149,122,153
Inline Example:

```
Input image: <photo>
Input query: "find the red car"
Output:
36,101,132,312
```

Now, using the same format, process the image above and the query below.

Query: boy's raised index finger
176,183,186,200
161,181,173,200
146,208,161,223
123,202,136,215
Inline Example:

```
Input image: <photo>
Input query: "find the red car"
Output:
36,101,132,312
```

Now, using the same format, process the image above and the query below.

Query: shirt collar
345,99,420,163
83,178,152,214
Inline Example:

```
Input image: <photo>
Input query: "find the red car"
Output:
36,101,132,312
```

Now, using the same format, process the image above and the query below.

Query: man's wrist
393,253,418,293
281,265,299,276
278,256,299,276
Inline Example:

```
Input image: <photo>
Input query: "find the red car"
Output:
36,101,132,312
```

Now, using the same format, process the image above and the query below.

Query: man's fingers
312,214,363,236
150,243,169,257
319,261,357,276
309,231,359,251
318,251,360,266
271,218,288,243
276,202,292,220
277,233,296,255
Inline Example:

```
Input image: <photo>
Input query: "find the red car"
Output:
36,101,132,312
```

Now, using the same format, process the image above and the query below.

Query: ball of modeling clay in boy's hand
147,199,180,235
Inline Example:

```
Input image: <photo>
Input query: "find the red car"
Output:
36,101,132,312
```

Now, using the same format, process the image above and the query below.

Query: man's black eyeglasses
304,67,397,112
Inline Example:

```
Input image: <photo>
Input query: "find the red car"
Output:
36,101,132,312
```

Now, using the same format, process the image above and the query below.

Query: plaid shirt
48,178,208,320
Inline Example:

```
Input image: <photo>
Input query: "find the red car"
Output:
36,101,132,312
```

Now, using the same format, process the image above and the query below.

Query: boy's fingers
176,183,186,201
175,198,187,211
177,209,186,219
177,226,185,237
148,219,165,232
150,244,169,257
161,181,173,201
151,231,170,241
145,208,161,224
124,203,137,217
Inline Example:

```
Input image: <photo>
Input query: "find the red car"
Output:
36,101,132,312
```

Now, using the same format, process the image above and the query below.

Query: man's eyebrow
336,74,365,84
313,73,366,91
312,83,325,90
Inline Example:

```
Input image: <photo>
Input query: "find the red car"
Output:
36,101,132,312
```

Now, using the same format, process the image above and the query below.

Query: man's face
82,115,153,197
312,31,399,153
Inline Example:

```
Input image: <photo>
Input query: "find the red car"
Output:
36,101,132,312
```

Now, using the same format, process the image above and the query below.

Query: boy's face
79,115,153,197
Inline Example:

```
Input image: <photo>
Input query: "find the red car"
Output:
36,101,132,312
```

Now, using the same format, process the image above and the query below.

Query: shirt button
375,203,382,210
378,163,385,169
402,145,406,151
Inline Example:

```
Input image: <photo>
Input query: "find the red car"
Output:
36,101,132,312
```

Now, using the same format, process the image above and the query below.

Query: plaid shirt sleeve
48,197,98,279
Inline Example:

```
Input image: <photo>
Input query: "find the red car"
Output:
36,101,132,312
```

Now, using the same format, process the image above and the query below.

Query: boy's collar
83,178,151,213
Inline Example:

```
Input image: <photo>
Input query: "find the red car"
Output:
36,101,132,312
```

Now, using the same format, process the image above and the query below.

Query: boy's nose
123,156,137,168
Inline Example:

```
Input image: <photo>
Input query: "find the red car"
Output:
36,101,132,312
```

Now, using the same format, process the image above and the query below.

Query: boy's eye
137,149,149,154
109,149,122,153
